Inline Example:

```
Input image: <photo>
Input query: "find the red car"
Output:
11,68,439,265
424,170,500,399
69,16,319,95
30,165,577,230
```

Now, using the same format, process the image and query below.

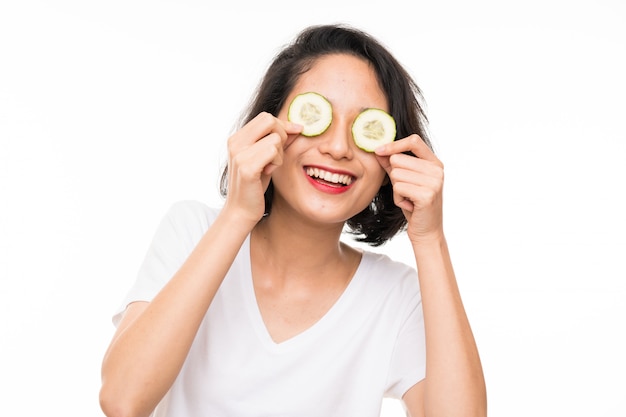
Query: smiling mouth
305,167,354,186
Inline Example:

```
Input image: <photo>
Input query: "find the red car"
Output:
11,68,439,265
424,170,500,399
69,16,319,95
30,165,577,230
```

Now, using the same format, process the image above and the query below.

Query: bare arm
100,209,254,417
376,136,487,417
403,236,486,417
99,114,303,417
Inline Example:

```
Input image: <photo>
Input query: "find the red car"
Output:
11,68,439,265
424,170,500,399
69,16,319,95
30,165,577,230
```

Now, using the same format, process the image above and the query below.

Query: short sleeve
384,280,426,399
112,201,219,326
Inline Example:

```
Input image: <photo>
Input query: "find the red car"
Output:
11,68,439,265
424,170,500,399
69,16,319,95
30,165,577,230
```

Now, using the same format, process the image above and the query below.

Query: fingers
228,112,302,177
374,134,440,165
229,112,302,154
222,113,302,223
374,134,442,178
373,134,445,234
387,163,443,194
231,133,283,179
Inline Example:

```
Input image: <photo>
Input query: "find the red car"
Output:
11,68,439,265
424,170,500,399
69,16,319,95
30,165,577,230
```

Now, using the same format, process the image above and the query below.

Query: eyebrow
308,92,388,114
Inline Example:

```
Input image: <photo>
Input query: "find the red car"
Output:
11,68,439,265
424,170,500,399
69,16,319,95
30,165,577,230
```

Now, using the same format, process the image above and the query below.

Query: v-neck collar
240,235,368,353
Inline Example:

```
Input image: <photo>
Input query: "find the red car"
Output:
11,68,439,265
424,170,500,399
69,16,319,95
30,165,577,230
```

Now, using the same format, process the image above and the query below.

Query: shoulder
149,200,221,252
162,200,220,233
345,249,422,343
358,249,420,301
165,200,220,224
361,250,417,281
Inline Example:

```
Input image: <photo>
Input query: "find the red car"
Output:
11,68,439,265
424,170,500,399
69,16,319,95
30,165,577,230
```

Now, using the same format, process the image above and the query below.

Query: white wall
1,1,624,416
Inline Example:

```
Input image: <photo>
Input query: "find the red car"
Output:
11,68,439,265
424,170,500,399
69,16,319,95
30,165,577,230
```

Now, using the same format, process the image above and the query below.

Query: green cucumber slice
352,108,396,152
287,92,332,137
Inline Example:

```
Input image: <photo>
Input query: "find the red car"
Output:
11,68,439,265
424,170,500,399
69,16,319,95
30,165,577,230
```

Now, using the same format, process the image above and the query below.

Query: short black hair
221,24,432,246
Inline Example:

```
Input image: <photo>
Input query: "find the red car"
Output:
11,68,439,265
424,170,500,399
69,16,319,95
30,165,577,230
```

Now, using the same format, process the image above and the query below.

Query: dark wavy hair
220,24,432,246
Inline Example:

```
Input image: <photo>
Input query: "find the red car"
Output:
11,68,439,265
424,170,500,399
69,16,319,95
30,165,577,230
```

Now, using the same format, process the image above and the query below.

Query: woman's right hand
223,112,303,225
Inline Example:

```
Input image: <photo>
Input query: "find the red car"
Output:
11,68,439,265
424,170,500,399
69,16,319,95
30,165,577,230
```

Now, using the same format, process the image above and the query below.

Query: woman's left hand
375,134,444,244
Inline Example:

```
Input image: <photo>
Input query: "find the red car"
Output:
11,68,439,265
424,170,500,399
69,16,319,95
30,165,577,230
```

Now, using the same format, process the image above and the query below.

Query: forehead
289,54,388,112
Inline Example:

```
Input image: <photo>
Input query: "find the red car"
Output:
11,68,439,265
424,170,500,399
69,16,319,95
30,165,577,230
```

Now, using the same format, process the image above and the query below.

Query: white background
1,0,625,416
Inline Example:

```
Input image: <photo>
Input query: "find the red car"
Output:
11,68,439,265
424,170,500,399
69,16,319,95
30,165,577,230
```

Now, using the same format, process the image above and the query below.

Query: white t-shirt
114,201,426,417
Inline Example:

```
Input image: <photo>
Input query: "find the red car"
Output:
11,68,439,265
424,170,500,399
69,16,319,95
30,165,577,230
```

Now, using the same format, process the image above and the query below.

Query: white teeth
306,167,353,185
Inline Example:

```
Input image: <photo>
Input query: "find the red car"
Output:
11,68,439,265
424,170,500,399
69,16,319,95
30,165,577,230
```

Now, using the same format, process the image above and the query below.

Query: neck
252,213,347,270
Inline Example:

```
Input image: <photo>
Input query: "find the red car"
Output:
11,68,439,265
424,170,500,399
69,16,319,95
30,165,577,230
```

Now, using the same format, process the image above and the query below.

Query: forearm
413,236,487,417
100,209,254,417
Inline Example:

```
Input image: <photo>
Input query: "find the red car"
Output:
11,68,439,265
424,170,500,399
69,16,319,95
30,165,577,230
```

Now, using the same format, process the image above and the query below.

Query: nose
317,115,354,160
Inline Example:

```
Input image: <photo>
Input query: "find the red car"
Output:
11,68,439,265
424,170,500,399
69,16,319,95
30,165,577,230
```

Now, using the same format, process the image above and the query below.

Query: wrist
409,229,445,248
214,206,260,238
219,203,263,230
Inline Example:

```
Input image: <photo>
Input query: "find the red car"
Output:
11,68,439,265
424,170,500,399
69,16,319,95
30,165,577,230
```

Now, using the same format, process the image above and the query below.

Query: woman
100,24,487,417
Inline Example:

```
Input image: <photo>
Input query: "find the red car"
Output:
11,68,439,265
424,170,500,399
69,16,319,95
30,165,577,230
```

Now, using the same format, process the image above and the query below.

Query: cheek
366,158,387,184
362,161,387,195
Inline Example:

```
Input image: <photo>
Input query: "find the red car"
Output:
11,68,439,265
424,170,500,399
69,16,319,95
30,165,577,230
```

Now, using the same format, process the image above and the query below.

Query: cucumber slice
287,92,332,137
352,108,396,152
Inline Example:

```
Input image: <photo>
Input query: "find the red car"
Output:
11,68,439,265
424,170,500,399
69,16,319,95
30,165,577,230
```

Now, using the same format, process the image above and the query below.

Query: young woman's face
271,53,389,226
